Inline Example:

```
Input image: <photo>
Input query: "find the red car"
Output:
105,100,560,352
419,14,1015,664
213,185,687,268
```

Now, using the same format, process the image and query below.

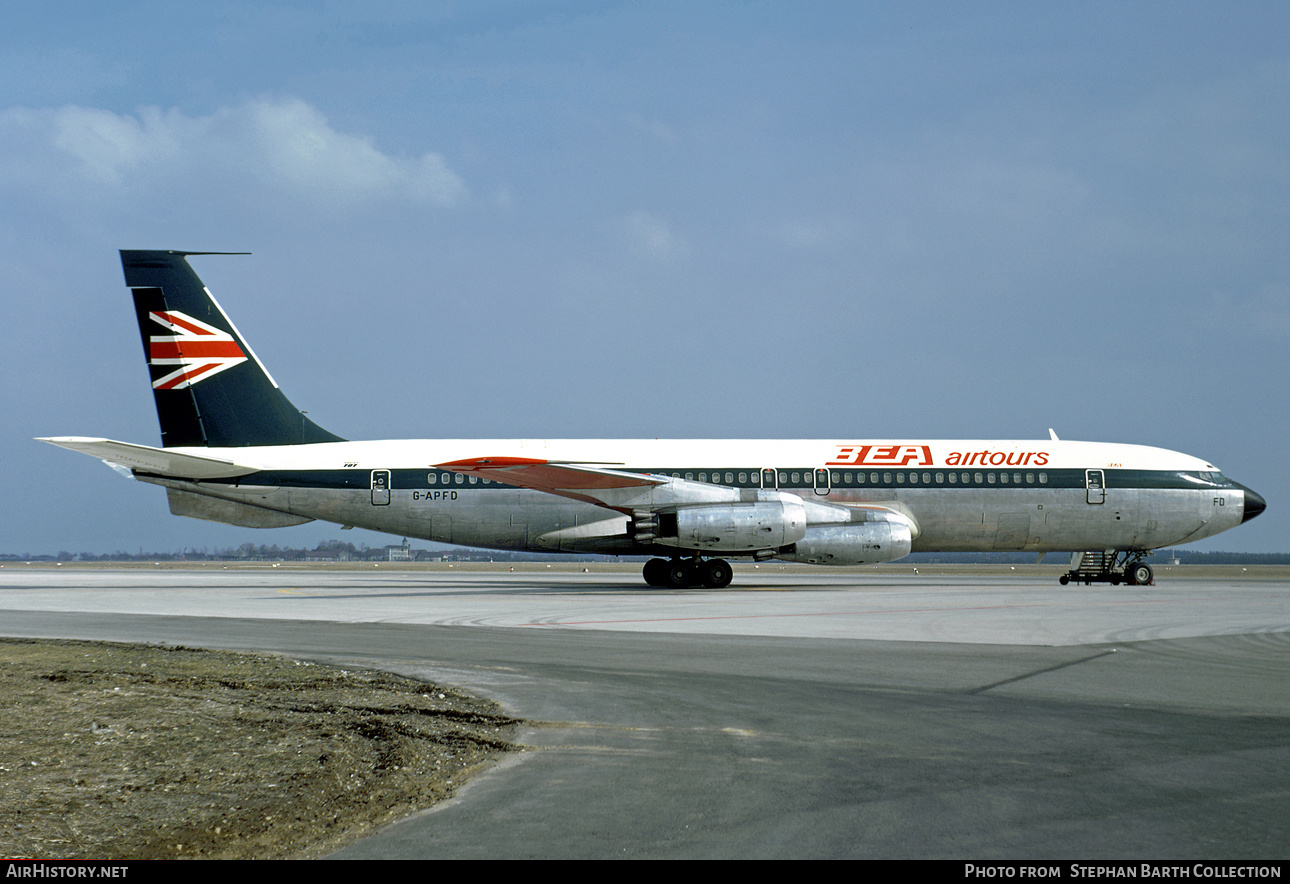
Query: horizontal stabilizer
37,437,257,479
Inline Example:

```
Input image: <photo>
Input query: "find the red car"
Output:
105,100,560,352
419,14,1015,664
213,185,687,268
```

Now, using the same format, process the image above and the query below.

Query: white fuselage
140,437,1254,558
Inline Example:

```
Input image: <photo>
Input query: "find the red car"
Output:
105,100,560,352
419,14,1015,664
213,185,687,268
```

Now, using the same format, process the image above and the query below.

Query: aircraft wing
37,437,257,480
436,457,673,511
438,456,842,514
439,456,921,538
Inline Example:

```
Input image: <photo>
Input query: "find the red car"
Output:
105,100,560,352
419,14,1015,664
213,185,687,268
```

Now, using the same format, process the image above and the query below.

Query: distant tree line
0,539,613,564
2,545,1287,565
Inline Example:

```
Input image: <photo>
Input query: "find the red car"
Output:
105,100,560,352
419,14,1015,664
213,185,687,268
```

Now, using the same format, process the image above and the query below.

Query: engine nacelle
780,520,913,565
657,500,808,552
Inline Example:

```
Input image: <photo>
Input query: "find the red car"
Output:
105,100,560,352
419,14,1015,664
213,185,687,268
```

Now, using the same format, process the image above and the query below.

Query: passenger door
1085,469,1105,505
371,470,391,506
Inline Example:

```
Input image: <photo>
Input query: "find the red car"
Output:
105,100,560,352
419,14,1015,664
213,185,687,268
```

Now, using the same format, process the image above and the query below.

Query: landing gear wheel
643,558,669,587
701,558,733,589
1126,563,1153,586
665,561,695,589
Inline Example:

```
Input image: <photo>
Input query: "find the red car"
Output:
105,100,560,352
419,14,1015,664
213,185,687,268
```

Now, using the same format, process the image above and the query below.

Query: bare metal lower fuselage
138,438,1254,560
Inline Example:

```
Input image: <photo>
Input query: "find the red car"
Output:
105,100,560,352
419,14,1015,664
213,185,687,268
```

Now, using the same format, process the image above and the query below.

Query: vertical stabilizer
120,250,345,448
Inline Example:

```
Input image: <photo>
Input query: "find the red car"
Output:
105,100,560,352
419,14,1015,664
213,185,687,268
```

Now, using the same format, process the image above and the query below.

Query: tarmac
1,563,1286,858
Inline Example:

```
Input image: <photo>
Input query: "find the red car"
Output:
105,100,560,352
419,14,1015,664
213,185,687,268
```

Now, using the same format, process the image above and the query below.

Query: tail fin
121,250,345,448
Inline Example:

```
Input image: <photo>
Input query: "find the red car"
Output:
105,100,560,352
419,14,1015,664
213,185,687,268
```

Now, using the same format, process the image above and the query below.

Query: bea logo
147,311,247,390
827,445,933,467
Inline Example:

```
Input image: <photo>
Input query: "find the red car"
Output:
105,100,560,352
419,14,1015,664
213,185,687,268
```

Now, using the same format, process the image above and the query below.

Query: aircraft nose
1240,486,1267,523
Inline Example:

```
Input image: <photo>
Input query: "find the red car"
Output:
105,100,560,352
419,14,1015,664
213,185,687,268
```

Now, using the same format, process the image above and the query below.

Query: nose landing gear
1058,550,1154,586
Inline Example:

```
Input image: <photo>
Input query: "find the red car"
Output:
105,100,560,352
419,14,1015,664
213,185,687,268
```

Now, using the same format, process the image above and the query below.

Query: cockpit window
1188,471,1232,486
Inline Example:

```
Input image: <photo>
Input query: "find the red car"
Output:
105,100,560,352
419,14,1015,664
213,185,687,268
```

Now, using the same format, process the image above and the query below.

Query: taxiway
1,565,1286,858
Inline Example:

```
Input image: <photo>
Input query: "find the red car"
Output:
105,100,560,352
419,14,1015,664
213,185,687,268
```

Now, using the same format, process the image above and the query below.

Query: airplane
41,250,1265,589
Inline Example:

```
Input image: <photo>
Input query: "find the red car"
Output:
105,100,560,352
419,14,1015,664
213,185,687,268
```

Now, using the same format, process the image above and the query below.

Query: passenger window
1039,473,1048,484
974,473,983,484
725,472,734,484
935,472,943,483
948,473,957,484
738,472,747,484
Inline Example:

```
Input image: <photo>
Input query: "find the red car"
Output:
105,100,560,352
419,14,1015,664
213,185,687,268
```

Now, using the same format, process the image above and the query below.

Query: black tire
1059,574,1070,585
701,559,733,589
1128,563,1153,586
643,558,668,587
665,561,694,589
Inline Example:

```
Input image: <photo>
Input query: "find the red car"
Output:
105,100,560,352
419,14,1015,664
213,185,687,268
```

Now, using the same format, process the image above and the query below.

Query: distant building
385,538,413,562
304,549,349,563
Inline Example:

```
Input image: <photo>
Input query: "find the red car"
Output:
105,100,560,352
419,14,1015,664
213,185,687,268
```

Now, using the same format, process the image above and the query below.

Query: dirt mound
0,638,521,859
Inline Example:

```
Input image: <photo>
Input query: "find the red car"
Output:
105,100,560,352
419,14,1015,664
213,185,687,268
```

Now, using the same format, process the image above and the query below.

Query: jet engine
780,520,913,565
654,500,808,552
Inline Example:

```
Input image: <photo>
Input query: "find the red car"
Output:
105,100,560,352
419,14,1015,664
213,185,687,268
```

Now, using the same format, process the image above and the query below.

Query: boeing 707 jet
41,251,1265,588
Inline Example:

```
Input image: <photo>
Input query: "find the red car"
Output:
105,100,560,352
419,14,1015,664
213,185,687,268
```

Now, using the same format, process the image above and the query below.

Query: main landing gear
1058,550,1154,586
643,557,734,589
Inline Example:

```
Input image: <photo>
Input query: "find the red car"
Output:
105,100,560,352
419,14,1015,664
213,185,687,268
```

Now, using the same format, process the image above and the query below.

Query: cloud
620,211,687,260
0,97,467,207
773,217,847,251
623,113,677,146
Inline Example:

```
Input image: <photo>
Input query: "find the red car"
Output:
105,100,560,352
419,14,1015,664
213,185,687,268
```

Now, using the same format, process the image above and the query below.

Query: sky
3,1,1287,555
